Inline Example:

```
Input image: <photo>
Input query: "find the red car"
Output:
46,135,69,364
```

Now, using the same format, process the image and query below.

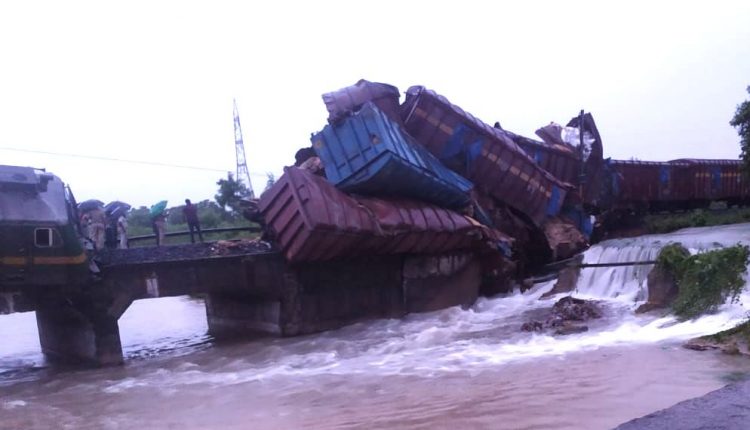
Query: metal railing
128,226,262,243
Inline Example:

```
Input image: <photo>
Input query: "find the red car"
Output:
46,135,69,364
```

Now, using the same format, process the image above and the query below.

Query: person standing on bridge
117,214,128,249
183,199,203,243
151,211,167,246
88,207,107,251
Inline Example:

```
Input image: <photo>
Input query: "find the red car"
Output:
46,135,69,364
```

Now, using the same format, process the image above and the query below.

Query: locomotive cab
0,165,89,288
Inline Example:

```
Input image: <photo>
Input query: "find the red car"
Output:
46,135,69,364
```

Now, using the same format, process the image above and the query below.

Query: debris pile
257,79,603,286
521,296,603,335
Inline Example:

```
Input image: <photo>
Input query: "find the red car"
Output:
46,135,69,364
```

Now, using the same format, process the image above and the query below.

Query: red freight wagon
357,197,476,255
260,167,509,262
671,159,750,204
401,86,568,226
259,166,380,262
608,160,691,211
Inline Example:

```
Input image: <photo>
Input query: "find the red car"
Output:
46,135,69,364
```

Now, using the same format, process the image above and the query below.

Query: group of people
150,199,203,246
80,199,203,250
80,208,128,250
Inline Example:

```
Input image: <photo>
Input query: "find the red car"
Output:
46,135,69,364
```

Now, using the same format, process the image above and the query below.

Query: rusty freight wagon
607,159,691,211
400,86,568,226
260,167,499,263
670,159,750,206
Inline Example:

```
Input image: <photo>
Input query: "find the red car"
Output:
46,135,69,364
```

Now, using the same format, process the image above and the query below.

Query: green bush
671,244,750,319
690,209,707,227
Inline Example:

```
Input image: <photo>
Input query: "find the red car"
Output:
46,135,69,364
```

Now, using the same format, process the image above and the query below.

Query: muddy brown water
2,296,750,430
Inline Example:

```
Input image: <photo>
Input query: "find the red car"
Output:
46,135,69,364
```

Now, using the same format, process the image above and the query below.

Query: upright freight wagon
670,159,750,205
606,160,690,211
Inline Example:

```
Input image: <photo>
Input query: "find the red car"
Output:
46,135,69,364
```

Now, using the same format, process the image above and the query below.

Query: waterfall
574,223,750,304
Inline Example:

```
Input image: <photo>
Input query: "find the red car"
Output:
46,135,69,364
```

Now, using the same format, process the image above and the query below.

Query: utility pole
233,99,255,199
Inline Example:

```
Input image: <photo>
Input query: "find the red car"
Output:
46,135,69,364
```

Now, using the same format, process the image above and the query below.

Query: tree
731,86,750,174
215,173,251,214
264,172,276,194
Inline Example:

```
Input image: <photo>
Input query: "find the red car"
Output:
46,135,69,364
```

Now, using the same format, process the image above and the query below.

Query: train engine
0,165,89,292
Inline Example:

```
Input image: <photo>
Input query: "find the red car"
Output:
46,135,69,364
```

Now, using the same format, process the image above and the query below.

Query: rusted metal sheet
312,102,473,209
401,86,568,226
260,167,510,262
259,167,380,262
322,79,402,125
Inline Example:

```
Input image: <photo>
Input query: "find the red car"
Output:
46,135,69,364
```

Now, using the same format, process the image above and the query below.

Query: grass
644,207,750,234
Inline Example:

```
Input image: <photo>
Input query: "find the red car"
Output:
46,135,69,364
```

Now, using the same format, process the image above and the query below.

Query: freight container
260,167,506,263
259,167,380,262
400,86,568,225
312,102,473,209
607,160,690,211
670,159,750,204
357,197,477,255
322,79,402,126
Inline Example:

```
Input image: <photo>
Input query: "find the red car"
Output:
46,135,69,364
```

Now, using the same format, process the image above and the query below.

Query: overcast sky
1,1,749,208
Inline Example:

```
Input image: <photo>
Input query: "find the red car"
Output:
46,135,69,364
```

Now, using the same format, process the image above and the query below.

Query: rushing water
3,224,750,429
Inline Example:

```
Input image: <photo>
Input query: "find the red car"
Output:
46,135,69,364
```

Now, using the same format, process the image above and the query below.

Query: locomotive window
34,228,62,248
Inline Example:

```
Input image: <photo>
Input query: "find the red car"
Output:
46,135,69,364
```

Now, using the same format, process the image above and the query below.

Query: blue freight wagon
311,103,473,209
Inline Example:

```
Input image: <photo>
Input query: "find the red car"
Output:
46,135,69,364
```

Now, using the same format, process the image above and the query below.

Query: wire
0,146,271,177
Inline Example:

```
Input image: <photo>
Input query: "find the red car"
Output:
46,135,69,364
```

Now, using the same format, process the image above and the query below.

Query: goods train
603,158,750,212
0,165,90,289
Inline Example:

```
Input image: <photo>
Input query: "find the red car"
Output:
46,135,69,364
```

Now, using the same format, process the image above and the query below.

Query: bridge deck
95,240,275,267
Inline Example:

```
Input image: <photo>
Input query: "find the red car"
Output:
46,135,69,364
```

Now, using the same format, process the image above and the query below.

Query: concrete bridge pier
35,293,130,366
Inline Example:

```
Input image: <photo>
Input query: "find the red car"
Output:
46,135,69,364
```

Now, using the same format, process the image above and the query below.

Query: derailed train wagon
400,86,568,226
311,102,473,209
505,131,580,185
259,167,506,263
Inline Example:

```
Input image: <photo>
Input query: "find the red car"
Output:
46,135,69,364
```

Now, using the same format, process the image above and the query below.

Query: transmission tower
233,99,255,199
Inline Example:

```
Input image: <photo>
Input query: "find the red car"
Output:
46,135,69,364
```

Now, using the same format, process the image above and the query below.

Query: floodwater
3,224,750,430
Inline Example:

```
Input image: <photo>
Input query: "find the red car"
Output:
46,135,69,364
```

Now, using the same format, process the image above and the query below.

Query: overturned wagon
401,86,568,226
259,166,507,263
